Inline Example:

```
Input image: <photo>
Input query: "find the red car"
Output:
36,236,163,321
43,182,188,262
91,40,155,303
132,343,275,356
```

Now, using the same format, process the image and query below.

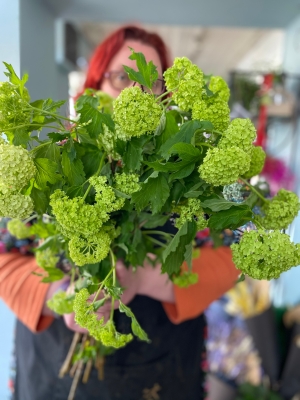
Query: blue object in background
0,300,15,400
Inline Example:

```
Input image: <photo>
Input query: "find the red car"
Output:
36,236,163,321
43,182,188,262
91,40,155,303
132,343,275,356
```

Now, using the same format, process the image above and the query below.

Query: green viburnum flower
68,232,111,266
7,218,31,239
74,288,132,348
242,146,266,179
192,97,230,132
47,291,74,315
99,124,121,159
113,87,162,138
89,176,125,211
199,147,251,186
231,230,300,280
0,192,34,219
0,82,30,132
258,189,300,230
173,271,199,288
219,118,257,153
95,90,114,114
36,248,59,270
164,57,204,110
50,190,110,238
208,76,230,102
175,198,207,231
0,144,36,190
114,173,140,195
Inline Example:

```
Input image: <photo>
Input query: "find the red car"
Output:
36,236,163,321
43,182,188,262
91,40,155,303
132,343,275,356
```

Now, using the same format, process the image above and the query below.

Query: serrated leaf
3,62,28,97
79,103,114,138
41,98,66,113
75,93,98,111
61,150,85,186
162,220,197,275
201,198,245,212
159,120,203,159
141,214,169,229
31,142,61,164
131,173,170,214
33,158,62,190
123,48,158,89
208,205,253,230
119,302,150,342
123,136,149,172
13,128,30,147
93,298,106,311
66,185,85,198
30,187,49,214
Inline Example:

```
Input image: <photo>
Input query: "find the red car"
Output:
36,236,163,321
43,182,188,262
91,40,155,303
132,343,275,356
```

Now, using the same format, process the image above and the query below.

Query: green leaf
41,268,64,283
119,302,150,342
48,132,70,142
81,148,103,178
123,48,158,89
243,192,258,209
113,188,131,199
159,120,203,159
131,173,170,214
208,205,253,230
184,242,193,270
162,220,197,275
169,143,202,181
33,158,62,190
123,136,149,172
3,62,28,97
155,110,180,149
30,187,49,214
79,103,114,139
65,185,85,198
183,182,206,198
75,93,98,111
153,112,166,136
141,214,170,229
92,298,106,311
13,128,30,147
201,198,245,212
30,142,61,164
41,98,66,113
61,150,86,186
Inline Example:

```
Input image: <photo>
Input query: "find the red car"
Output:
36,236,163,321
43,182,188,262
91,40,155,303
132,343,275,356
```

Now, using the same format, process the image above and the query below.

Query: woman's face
100,39,163,98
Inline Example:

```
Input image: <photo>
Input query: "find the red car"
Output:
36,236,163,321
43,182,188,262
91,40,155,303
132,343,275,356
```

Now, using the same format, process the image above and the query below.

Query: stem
195,142,214,149
145,235,168,248
91,268,113,305
23,213,38,224
82,152,106,201
3,123,64,132
156,88,175,102
239,177,268,204
142,230,174,238
109,249,116,322
27,106,78,124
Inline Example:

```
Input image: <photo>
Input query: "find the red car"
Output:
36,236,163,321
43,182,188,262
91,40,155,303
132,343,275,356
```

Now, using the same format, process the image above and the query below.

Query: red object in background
256,74,273,149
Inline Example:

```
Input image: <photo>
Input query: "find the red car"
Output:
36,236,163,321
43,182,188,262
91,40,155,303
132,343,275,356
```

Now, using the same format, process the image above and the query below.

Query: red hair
84,25,171,90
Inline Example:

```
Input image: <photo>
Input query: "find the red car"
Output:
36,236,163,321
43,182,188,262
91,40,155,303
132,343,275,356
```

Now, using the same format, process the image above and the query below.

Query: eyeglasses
103,70,165,95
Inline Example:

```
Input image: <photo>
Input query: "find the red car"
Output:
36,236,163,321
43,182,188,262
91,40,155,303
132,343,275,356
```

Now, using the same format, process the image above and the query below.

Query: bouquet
1,50,300,354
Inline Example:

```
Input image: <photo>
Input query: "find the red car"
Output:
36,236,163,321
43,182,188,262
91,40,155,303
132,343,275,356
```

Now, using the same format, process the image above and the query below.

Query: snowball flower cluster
175,198,207,231
242,146,266,179
68,232,111,266
192,97,230,132
164,57,204,111
219,119,257,153
199,147,250,186
208,76,230,102
36,248,59,270
113,87,162,138
7,218,31,239
231,230,300,280
0,192,34,219
47,291,74,315
114,173,141,195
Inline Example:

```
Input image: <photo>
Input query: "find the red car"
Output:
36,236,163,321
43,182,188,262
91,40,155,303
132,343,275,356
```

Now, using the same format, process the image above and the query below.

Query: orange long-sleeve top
0,247,239,332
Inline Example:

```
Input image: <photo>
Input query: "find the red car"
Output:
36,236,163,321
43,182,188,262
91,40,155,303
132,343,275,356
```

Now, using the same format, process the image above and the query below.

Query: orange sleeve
0,253,54,332
163,247,240,324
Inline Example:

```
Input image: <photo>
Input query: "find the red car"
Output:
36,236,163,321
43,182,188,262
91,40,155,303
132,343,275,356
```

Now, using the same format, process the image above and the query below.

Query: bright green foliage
0,82,30,132
0,144,36,190
173,271,199,288
47,290,74,315
175,198,207,231
164,57,204,111
0,192,34,219
68,232,111,266
7,218,31,239
199,147,251,186
99,125,121,159
73,288,133,348
243,145,266,179
231,230,300,280
192,97,230,132
259,189,300,230
208,76,230,102
113,87,162,138
219,118,257,153
89,176,125,211
95,90,114,114
36,248,59,270
50,190,109,237
114,173,140,195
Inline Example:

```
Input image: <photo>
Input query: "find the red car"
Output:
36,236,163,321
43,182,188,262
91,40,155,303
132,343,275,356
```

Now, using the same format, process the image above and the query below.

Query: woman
0,26,239,400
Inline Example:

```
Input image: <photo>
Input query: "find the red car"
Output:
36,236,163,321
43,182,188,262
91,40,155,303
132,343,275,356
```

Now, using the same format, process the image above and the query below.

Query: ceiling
44,0,300,29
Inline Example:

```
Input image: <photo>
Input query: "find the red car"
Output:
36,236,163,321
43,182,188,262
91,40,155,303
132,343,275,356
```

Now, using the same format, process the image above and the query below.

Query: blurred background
1,0,300,399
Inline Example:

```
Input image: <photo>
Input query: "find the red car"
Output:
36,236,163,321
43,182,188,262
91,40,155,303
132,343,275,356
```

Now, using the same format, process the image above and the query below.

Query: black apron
14,295,206,400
